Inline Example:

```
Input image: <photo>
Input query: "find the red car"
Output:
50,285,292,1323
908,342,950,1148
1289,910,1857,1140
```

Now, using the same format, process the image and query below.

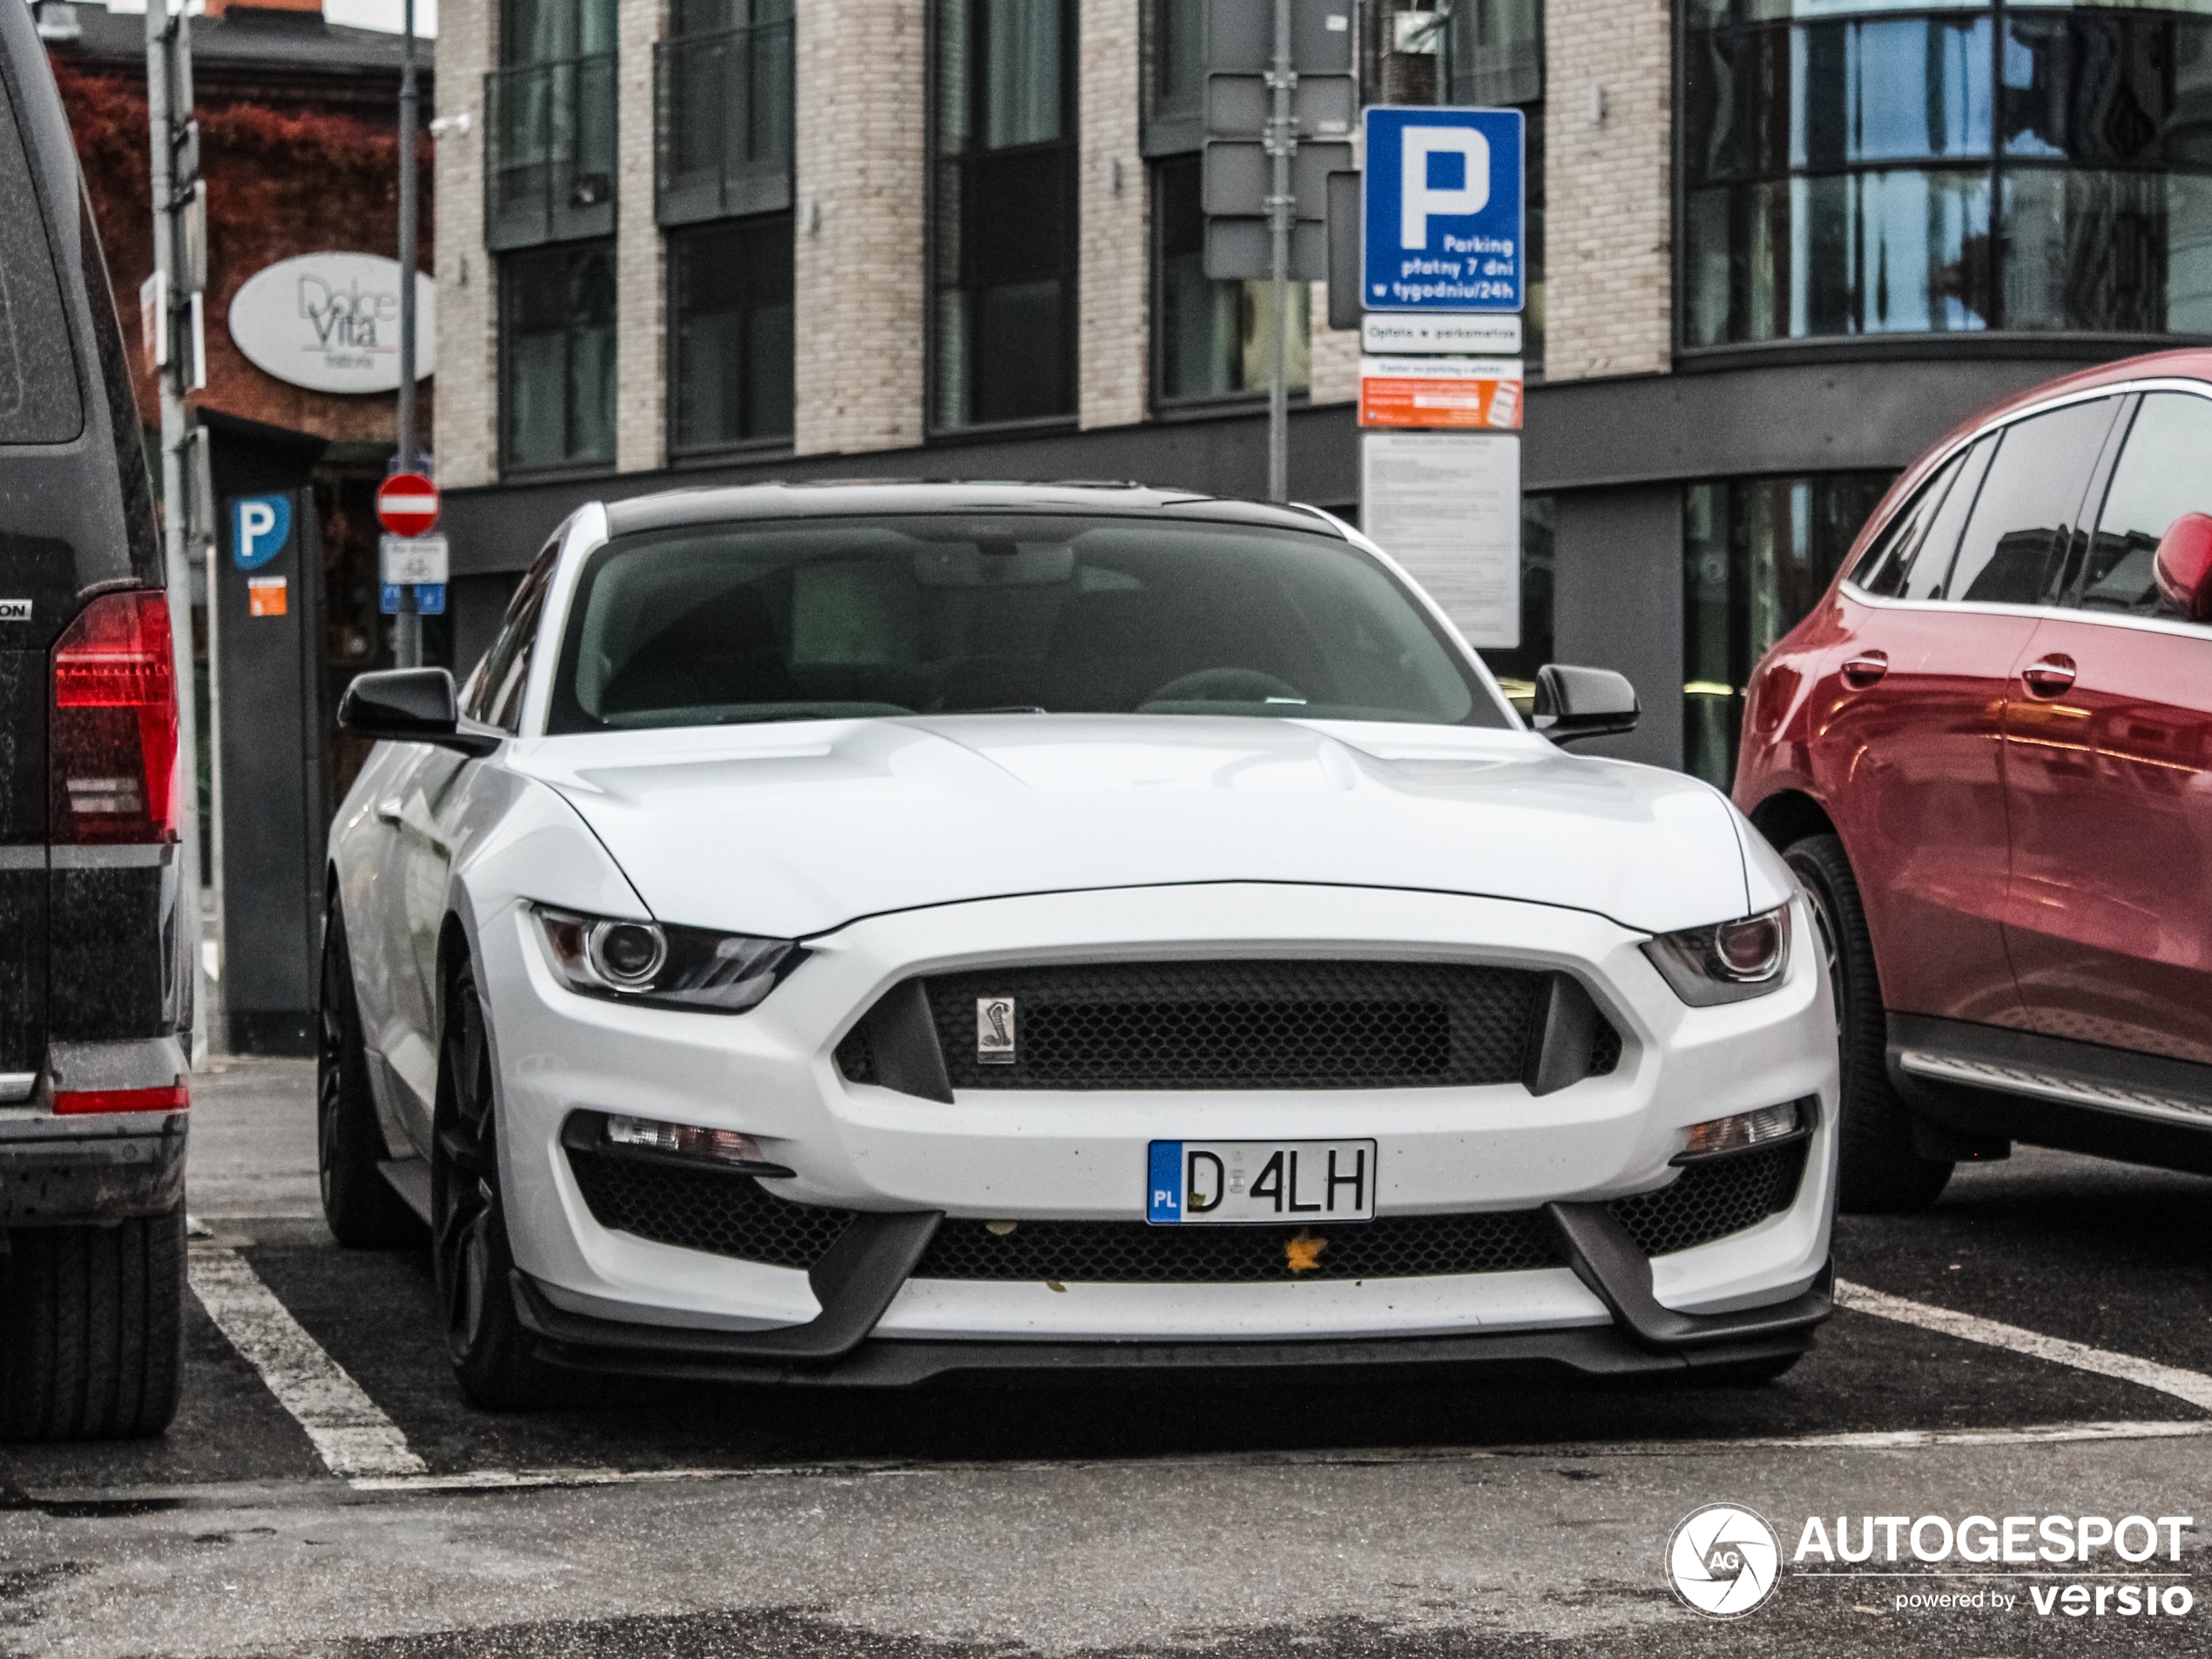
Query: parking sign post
1354,107,1527,652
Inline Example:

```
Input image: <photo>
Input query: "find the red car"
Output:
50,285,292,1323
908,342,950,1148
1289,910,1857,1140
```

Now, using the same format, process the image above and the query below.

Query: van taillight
51,590,180,846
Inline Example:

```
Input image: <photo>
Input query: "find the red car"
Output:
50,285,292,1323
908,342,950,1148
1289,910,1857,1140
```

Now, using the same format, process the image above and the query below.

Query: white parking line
1836,1278,2212,1413
185,1243,428,1479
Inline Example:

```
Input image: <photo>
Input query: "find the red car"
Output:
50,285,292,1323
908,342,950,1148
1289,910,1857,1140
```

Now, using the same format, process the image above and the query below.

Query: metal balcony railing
655,17,795,226
485,53,618,251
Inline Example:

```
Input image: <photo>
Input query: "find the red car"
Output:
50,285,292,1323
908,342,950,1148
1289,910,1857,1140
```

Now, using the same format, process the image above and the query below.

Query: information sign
1360,432,1522,648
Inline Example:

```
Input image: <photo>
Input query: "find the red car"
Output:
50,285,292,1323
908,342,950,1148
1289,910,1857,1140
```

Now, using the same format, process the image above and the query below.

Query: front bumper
476,881,1837,1362
510,1217,1835,1386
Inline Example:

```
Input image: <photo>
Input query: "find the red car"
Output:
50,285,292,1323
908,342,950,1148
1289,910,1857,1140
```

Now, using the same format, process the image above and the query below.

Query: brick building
431,0,2210,775
44,0,434,1049
49,0,435,681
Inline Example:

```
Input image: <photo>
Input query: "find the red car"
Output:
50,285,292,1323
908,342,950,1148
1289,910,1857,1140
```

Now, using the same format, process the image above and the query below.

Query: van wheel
1785,833,1952,1214
432,956,567,1411
0,1203,184,1441
320,900,421,1248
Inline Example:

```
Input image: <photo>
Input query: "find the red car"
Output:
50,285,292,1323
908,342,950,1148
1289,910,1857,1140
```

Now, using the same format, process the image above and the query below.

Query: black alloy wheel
431,956,566,1410
1784,833,1952,1214
318,900,421,1248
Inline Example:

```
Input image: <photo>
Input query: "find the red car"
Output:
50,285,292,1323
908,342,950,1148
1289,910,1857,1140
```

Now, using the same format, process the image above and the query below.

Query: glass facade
1683,472,1895,785
1153,155,1312,402
502,241,617,473
932,0,1079,428
1683,0,2212,345
670,216,795,453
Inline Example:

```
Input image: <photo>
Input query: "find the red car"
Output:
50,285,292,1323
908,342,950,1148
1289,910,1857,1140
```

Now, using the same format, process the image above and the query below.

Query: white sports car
322,482,1838,1407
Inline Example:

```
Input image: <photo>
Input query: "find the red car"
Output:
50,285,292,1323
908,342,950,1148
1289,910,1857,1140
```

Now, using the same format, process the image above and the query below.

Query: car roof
599,480,1352,540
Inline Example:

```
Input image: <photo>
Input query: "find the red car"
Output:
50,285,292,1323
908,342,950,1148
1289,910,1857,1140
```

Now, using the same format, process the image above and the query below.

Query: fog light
605,1113,772,1169
1676,1101,1805,1163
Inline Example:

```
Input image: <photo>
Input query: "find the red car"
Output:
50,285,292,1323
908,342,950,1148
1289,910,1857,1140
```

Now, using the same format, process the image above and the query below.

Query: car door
381,545,558,1140
1812,395,2120,1026
2002,388,2212,1064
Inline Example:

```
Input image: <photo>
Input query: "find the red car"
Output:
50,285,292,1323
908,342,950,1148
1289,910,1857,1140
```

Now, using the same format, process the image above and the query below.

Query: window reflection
1689,21,1990,185
1687,172,1990,343
2003,15,2212,163
2004,167,2212,328
1685,3,2212,344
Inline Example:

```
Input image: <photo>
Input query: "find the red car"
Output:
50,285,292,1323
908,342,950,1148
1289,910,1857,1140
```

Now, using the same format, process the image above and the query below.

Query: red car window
2078,391,2212,617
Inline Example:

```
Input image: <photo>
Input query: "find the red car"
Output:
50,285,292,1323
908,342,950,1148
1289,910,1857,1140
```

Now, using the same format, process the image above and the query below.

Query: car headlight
1642,903,1791,1006
533,906,804,1013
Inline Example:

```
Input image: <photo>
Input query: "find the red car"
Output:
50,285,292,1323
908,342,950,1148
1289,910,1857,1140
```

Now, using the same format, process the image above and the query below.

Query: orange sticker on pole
1358,356,1523,430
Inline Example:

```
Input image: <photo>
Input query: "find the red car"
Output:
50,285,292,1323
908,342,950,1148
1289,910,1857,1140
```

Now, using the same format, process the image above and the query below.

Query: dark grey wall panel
1550,485,1683,770
1521,349,2135,493
442,347,2143,577
442,406,1367,576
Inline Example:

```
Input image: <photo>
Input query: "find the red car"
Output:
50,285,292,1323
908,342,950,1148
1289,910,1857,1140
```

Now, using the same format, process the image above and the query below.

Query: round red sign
377,471,440,537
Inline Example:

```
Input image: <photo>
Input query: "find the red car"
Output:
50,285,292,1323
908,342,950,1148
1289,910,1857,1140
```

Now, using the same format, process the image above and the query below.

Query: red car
1735,349,2212,1212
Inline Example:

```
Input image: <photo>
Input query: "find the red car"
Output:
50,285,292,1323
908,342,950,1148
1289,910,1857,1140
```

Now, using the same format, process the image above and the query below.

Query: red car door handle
2022,656,2077,698
1841,651,1888,688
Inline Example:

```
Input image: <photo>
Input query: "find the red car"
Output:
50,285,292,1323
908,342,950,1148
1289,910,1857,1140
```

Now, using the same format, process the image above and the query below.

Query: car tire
432,954,568,1412
1784,833,1953,1214
0,1202,184,1441
320,900,422,1249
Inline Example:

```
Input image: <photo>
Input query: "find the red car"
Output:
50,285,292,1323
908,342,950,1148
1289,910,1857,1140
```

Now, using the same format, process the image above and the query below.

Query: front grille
565,1139,1806,1279
862,960,1615,1091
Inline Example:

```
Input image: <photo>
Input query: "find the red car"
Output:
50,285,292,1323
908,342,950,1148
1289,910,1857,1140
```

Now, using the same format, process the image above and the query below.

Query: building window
1683,3,2212,347
932,0,1078,430
1682,472,1895,786
1447,0,1544,370
1154,154,1312,402
487,0,617,250
657,0,795,224
670,216,795,452
501,242,617,474
1143,0,1205,153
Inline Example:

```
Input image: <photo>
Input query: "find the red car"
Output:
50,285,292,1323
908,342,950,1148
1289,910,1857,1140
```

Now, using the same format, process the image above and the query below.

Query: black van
0,0,192,1439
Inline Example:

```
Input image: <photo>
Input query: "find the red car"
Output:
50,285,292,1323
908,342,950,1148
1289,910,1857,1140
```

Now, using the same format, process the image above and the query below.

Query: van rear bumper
0,1112,187,1224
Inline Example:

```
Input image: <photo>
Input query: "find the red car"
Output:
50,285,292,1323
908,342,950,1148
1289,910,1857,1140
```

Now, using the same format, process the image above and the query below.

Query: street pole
144,0,208,1062
395,0,421,669
1265,0,1293,502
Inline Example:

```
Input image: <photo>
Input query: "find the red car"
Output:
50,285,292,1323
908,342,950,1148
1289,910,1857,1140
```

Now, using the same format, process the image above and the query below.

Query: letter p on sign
1401,127,1490,247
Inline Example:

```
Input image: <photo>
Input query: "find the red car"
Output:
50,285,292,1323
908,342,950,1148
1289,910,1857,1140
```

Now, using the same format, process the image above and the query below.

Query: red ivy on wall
51,57,434,438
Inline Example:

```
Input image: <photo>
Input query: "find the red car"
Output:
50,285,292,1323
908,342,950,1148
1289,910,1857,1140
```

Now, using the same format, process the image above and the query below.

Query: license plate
1146,1140,1377,1224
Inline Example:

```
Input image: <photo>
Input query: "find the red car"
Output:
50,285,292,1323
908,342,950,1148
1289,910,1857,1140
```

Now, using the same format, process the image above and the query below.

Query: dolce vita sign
227,253,435,395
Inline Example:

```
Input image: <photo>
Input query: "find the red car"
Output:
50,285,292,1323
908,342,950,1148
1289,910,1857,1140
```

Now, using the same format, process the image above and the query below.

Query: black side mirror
1531,664,1640,745
338,668,503,758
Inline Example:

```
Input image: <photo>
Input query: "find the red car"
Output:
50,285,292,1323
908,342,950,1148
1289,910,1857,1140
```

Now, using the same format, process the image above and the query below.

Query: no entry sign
376,472,440,537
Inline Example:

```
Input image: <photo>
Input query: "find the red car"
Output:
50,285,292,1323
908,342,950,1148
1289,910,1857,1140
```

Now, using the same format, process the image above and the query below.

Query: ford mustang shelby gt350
321,482,1837,1406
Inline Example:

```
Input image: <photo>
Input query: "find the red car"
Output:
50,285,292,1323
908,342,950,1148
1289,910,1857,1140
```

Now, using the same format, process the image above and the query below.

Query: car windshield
545,514,1510,734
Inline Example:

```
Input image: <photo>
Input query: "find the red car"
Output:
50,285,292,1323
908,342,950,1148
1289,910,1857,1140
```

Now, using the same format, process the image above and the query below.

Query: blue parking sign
1361,107,1525,313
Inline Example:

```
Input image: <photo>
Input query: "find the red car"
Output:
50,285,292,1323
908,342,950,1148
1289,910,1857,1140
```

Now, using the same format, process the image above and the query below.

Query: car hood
511,715,1751,940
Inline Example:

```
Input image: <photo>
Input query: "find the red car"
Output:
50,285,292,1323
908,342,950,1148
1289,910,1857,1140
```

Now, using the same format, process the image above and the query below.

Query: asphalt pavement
5,1057,2212,1657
